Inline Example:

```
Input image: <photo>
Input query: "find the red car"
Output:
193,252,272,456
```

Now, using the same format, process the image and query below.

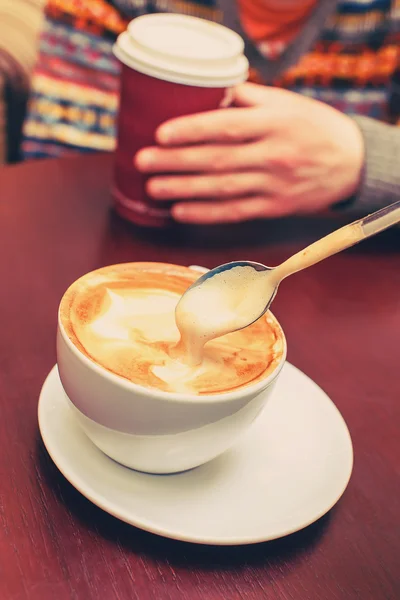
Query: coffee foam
60,263,284,395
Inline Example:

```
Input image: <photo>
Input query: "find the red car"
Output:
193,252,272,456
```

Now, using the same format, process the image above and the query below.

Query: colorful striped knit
22,0,400,159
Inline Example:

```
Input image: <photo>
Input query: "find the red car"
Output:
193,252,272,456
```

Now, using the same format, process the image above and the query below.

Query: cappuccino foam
60,263,284,395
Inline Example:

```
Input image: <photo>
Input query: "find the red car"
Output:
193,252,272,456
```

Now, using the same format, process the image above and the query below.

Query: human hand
135,83,364,224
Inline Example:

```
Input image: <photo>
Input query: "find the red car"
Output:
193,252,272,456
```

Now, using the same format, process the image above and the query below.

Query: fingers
171,197,293,224
147,172,271,200
135,141,266,174
154,84,298,146
155,106,265,146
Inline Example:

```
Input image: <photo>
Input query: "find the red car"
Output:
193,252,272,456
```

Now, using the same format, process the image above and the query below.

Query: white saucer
38,364,353,546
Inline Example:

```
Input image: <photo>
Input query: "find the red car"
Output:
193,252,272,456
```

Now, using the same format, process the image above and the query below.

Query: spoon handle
275,200,400,280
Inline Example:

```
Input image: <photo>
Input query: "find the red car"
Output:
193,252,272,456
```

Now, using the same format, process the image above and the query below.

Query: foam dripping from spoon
174,265,278,365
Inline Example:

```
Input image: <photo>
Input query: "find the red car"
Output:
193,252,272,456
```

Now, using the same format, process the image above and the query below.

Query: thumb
233,83,298,109
232,82,272,107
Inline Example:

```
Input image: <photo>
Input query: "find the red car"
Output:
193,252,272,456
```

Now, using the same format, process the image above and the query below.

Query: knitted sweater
22,0,400,212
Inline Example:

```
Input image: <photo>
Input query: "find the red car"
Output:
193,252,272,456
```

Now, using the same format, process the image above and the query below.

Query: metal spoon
181,200,400,334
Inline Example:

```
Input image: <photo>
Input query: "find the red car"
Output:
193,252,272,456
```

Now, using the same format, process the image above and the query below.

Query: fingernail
157,125,174,145
147,180,163,198
172,204,187,221
135,150,153,170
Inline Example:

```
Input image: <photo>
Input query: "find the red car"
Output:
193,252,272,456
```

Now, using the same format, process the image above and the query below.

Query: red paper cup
113,15,248,227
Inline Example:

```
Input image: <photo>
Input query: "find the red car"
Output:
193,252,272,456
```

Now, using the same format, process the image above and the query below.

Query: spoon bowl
187,260,279,328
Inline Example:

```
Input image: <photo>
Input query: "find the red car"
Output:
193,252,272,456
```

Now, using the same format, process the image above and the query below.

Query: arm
351,116,400,211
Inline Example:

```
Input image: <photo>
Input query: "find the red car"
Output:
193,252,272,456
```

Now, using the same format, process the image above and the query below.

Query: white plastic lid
113,14,248,87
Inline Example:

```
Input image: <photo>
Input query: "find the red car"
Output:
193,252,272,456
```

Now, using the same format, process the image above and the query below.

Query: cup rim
113,33,249,88
57,264,287,404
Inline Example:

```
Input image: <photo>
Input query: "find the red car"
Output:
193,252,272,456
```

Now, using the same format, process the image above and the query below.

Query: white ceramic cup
57,264,286,474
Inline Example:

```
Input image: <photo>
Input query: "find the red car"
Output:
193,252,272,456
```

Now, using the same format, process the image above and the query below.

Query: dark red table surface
0,153,399,600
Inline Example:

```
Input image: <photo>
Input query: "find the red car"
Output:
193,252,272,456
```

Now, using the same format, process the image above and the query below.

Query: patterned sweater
22,0,400,210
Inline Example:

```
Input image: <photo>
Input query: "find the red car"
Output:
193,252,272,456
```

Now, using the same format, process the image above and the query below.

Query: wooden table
0,154,399,600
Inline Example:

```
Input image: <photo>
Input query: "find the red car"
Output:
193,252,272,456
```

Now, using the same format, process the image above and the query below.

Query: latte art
60,263,284,395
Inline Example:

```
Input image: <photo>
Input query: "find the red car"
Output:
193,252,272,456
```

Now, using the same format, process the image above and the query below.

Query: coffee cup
112,15,248,227
57,263,286,474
